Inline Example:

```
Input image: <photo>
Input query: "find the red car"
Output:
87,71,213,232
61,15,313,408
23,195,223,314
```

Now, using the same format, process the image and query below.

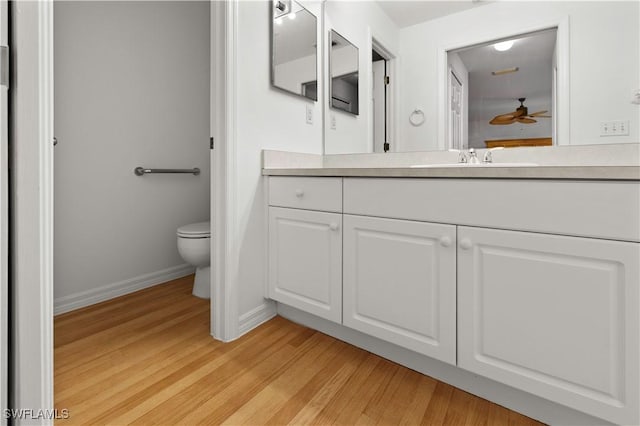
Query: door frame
14,0,237,413
368,31,397,153
447,66,464,150
11,0,54,416
210,0,239,341
0,0,8,419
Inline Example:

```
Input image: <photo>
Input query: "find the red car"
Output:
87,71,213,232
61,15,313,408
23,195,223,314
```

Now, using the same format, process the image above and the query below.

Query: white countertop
262,165,639,180
262,145,640,180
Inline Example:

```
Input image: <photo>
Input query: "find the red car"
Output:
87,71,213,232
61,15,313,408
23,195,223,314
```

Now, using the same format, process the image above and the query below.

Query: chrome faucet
451,148,483,164
467,148,480,164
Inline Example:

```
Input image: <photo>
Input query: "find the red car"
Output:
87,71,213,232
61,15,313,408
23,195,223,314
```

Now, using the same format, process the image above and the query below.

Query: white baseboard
238,300,277,336
54,264,195,315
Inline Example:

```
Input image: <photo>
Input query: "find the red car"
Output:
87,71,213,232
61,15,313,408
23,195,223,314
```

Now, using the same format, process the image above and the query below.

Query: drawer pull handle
439,236,452,247
295,189,304,198
329,223,339,231
459,238,473,250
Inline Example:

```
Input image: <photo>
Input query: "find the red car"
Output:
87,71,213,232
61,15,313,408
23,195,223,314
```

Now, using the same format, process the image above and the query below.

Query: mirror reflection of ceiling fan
489,98,551,125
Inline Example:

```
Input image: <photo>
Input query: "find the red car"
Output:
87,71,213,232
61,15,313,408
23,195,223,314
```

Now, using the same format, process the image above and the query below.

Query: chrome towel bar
134,167,200,176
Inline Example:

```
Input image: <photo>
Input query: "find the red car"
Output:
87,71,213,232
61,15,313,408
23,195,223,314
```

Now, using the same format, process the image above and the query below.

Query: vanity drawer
344,178,640,242
269,177,342,212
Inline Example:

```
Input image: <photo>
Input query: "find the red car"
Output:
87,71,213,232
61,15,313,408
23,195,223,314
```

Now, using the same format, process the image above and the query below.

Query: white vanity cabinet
457,226,639,424
267,175,640,425
343,215,457,364
268,177,343,323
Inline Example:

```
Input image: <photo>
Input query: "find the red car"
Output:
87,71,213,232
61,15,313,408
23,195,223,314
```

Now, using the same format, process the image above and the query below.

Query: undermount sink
410,162,539,168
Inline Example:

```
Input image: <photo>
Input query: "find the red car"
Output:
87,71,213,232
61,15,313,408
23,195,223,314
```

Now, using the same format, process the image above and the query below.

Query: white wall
399,1,640,151
235,0,323,322
53,1,210,310
324,0,399,154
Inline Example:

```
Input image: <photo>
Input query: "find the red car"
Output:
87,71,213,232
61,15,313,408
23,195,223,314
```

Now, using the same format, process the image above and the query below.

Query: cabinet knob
459,238,473,250
439,236,452,247
329,223,339,231
295,189,304,198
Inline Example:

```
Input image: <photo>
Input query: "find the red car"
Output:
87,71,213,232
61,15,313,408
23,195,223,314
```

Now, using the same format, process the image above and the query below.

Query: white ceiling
456,29,557,74
458,29,556,102
376,0,487,28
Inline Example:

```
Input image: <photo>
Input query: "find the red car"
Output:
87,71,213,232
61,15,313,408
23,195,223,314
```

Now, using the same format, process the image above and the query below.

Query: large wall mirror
329,30,359,115
448,28,557,150
323,1,639,155
271,0,318,100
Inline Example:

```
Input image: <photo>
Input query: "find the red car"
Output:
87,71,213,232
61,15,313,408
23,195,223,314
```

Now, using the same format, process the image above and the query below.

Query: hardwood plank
270,344,367,425
55,275,545,426
141,330,334,425
442,388,476,425
398,375,438,425
420,381,455,424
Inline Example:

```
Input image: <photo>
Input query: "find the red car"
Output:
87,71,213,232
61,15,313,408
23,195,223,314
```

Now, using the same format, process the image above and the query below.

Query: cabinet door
343,215,456,364
457,226,639,425
268,207,342,323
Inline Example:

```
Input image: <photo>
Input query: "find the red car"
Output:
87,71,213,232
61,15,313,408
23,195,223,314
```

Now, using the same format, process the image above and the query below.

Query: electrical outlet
305,105,313,124
330,114,337,130
600,120,629,136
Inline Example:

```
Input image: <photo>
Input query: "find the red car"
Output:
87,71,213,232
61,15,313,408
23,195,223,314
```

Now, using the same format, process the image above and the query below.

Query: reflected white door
0,0,8,420
449,69,463,150
372,60,385,153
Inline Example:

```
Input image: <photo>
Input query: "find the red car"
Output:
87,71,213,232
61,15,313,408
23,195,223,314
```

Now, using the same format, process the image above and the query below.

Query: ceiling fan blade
490,117,515,125
516,117,537,124
529,110,549,116
492,112,517,121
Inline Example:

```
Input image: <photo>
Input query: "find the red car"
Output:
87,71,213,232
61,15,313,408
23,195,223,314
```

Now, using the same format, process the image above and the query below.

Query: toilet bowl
177,221,211,299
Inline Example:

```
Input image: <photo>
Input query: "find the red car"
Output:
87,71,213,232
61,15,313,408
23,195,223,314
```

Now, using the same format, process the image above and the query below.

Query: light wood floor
55,275,544,425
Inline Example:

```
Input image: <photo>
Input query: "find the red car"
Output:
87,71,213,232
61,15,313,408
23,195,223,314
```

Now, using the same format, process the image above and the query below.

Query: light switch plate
600,120,629,136
305,104,313,125
330,114,337,130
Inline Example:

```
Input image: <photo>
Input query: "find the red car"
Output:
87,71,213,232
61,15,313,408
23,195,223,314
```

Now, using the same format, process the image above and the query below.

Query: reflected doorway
372,38,397,154
372,48,389,152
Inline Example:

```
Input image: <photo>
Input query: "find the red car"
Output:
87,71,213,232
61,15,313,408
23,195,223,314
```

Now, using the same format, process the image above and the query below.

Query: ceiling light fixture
274,0,292,19
494,40,514,51
492,66,519,76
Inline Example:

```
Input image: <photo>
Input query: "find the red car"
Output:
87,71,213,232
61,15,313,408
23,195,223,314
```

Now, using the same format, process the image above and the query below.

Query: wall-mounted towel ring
409,108,425,126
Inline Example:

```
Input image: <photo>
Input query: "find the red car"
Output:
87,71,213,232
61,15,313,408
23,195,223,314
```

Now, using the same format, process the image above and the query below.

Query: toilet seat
177,221,210,238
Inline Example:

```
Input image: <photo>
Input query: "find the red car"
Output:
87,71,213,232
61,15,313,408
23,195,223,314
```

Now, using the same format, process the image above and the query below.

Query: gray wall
54,1,210,309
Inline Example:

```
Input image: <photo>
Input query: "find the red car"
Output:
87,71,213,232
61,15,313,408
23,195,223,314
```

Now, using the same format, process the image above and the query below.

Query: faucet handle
483,147,505,163
448,149,468,163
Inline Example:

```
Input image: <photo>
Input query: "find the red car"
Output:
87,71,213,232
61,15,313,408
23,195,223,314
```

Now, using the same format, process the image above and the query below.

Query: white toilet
177,221,211,299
